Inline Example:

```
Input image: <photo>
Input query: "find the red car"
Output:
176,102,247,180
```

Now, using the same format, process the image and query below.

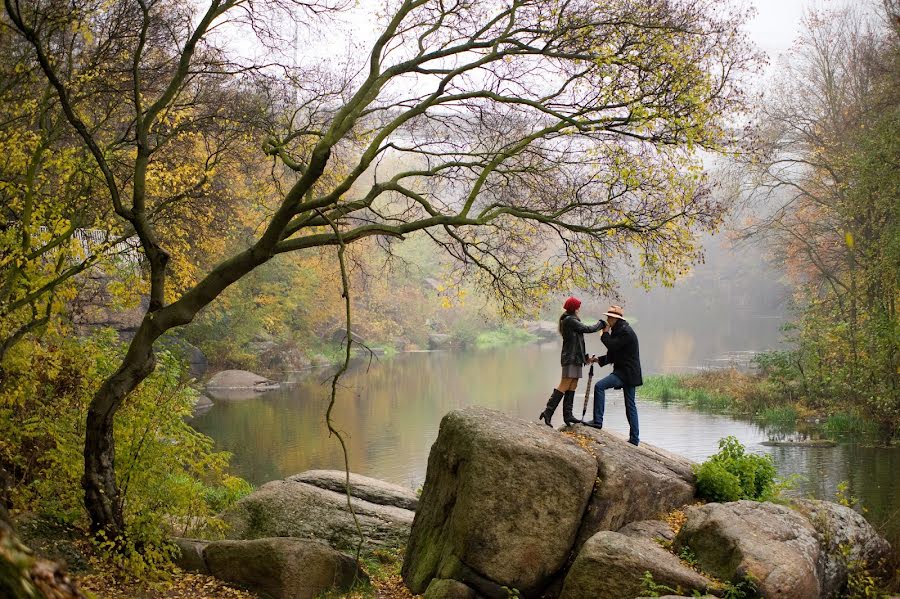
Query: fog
574,236,790,374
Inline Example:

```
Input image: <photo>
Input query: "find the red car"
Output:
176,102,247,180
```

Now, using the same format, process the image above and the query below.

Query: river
191,343,900,548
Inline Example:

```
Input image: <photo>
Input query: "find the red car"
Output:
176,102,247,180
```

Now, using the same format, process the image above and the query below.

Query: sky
745,0,809,62
301,0,818,65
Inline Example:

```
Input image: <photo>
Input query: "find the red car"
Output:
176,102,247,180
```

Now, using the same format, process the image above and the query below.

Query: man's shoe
582,420,603,429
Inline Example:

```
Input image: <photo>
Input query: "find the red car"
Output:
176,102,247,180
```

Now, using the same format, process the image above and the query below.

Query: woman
538,296,605,427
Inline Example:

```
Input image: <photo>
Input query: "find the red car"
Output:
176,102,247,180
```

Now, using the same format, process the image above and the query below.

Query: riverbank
7,403,899,598
641,369,896,444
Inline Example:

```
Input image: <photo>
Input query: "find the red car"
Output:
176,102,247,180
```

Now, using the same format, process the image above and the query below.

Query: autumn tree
0,22,112,364
733,1,899,438
4,0,756,540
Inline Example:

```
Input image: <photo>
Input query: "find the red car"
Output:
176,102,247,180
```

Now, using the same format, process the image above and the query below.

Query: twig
315,208,365,585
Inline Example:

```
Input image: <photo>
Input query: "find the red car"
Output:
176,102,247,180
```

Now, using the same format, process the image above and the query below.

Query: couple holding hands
538,297,643,446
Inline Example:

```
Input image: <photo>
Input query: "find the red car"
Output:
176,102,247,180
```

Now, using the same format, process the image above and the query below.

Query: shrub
694,436,777,502
0,329,250,573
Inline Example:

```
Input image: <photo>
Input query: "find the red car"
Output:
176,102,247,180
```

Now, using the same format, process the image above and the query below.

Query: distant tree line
735,1,899,440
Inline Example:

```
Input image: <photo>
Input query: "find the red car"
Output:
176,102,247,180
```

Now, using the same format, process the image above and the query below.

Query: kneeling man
583,305,642,446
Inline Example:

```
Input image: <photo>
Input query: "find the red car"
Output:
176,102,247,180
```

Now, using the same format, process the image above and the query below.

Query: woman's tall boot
562,390,580,425
539,389,564,426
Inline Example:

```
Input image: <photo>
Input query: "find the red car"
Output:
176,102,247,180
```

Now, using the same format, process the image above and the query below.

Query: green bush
694,436,777,502
0,329,250,573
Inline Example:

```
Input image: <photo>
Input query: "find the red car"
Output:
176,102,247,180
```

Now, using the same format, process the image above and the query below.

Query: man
582,305,643,446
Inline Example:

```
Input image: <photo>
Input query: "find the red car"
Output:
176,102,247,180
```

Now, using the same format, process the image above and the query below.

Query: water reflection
191,344,899,548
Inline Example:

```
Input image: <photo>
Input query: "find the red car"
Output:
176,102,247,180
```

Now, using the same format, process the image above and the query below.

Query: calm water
191,344,899,547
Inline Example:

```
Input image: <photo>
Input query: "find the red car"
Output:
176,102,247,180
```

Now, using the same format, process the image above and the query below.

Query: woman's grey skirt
561,364,583,379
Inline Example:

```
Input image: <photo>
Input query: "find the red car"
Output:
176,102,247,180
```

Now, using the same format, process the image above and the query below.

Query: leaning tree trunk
81,318,160,540
79,244,274,538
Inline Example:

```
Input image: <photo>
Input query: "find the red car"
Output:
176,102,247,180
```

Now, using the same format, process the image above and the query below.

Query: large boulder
205,369,279,401
288,469,418,511
617,519,677,544
792,499,892,597
172,537,209,574
564,426,696,548
220,479,413,553
203,537,364,599
560,531,717,599
423,578,477,599
191,394,213,417
402,407,597,597
675,501,822,599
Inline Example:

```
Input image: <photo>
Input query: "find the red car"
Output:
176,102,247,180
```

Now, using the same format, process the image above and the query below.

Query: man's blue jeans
593,372,640,445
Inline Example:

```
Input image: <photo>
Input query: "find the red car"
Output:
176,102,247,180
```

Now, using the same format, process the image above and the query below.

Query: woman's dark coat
560,313,604,367
597,319,643,387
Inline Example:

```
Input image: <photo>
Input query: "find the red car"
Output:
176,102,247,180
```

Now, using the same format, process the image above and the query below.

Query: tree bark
81,247,273,538
81,318,159,539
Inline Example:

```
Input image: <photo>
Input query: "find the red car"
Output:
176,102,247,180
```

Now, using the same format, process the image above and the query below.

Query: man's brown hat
602,305,625,319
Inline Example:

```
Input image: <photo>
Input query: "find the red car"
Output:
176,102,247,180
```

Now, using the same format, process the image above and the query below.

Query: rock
156,337,208,380
523,320,558,341
206,369,276,389
565,426,696,548
311,354,334,368
792,499,892,597
172,537,209,574
184,344,208,379
329,328,367,346
205,369,279,401
760,439,837,447
288,470,418,511
257,345,312,373
618,519,676,544
427,333,452,349
246,340,277,354
191,394,213,416
220,479,413,553
70,271,148,336
675,501,822,599
204,537,364,599
402,407,597,597
423,578,477,599
560,530,715,599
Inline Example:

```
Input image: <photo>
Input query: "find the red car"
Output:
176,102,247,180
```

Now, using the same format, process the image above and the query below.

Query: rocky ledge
403,407,893,599
176,407,892,599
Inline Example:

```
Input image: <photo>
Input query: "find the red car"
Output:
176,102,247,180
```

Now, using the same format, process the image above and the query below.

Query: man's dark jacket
598,319,643,387
560,314,604,367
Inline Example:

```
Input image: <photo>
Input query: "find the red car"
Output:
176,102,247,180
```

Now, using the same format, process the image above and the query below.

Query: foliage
0,329,250,573
678,546,699,569
474,326,537,349
693,437,778,502
757,406,798,430
3,0,758,539
641,372,765,413
823,413,877,438
735,3,900,443
639,571,681,597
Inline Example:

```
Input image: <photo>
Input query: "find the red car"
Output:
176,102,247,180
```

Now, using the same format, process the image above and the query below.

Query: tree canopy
2,0,756,539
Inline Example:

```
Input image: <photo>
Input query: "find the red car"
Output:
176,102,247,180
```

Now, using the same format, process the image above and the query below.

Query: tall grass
758,406,799,427
823,412,877,437
641,374,732,412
